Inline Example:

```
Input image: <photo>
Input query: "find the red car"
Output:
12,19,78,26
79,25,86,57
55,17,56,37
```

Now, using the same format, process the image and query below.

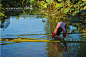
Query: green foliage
58,0,63,1
1,3,7,23
30,0,35,4
63,8,70,13
46,0,54,4
1,0,86,24
55,3,60,8
40,1,47,8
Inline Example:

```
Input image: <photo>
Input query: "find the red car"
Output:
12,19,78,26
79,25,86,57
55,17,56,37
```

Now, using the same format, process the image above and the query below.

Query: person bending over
52,21,67,40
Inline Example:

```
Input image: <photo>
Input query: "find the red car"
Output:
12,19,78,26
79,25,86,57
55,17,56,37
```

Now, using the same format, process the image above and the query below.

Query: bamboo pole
6,40,86,43
0,38,86,43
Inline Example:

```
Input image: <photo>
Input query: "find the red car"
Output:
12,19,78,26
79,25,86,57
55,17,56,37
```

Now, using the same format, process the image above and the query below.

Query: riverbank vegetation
1,0,86,21
1,0,86,32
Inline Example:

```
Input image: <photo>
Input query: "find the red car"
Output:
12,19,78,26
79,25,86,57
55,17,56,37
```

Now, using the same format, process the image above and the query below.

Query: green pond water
0,11,86,57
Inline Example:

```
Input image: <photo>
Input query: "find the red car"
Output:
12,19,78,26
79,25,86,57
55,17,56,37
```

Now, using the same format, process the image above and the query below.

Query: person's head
56,27,62,36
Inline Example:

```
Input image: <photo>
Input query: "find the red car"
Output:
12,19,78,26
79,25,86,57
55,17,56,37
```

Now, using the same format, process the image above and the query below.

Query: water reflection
45,37,67,57
1,19,10,31
53,42,67,52
45,42,67,57
1,15,46,37
1,10,86,57
46,42,86,57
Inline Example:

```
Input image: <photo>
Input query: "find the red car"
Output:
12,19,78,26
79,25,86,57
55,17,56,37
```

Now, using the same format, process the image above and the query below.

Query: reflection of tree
1,19,10,31
45,42,86,57
44,15,57,34
44,20,53,34
79,28,86,40
67,42,86,57
76,43,86,57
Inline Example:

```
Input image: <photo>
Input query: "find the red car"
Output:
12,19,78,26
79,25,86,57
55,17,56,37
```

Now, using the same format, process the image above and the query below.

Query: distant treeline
1,0,86,23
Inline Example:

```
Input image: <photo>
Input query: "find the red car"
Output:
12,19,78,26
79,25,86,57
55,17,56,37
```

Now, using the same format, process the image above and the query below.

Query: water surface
1,14,86,57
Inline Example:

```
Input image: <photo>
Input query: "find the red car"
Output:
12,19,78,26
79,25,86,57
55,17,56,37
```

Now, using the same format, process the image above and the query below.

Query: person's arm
62,27,66,40
65,24,67,33
52,23,61,40
54,23,61,33
53,43,58,51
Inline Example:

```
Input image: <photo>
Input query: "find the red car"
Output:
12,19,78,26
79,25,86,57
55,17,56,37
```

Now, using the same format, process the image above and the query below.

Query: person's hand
53,37,54,40
62,37,65,40
52,32,56,38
